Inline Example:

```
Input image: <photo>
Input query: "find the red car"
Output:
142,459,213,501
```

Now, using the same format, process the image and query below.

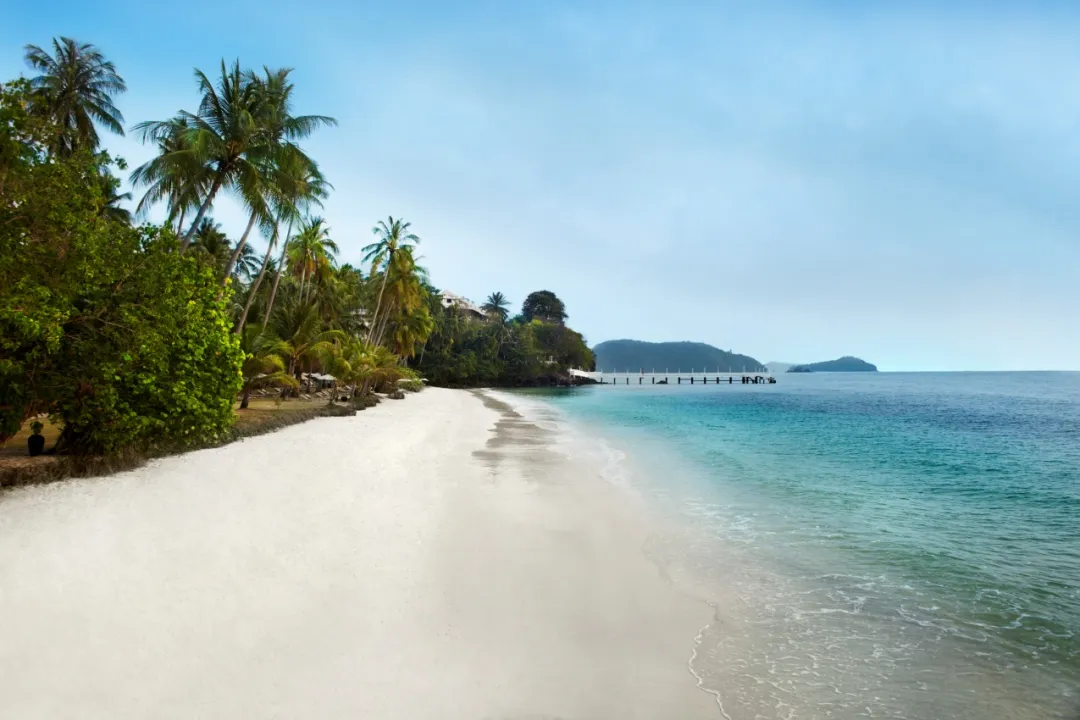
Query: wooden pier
570,369,776,385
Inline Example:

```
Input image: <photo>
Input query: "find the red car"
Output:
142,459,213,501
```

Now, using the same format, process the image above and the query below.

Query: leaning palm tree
24,37,126,155
238,156,331,333
259,163,331,329
133,60,269,250
130,116,209,232
482,292,510,322
238,326,297,409
363,216,420,344
220,68,334,285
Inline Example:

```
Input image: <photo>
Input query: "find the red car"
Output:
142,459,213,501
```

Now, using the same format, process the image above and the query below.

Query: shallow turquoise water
519,372,1080,719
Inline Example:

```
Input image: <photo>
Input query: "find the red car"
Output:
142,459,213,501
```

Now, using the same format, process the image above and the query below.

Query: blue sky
4,1,1079,370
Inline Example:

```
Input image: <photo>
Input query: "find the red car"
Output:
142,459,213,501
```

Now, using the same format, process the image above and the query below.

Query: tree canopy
521,290,567,324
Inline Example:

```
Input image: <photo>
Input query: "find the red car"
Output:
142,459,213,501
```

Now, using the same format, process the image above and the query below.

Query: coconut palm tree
220,68,335,286
260,164,331,329
391,305,435,360
238,157,331,333
97,175,132,224
130,116,209,233
190,217,229,261
271,298,344,389
373,247,428,347
238,326,297,409
363,216,420,344
230,243,260,281
482,292,510,322
287,216,339,303
23,37,126,155
133,61,268,251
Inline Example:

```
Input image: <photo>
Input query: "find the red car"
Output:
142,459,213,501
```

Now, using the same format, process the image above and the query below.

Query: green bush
399,379,424,392
50,236,244,453
0,80,243,453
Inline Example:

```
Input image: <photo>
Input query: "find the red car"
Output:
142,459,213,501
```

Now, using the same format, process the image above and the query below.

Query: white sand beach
0,388,718,719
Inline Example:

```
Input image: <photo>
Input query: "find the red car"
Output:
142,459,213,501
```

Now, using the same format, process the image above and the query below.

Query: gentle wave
509,373,1080,719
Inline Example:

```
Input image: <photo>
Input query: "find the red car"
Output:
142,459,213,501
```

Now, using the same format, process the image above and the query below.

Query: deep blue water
521,372,1080,719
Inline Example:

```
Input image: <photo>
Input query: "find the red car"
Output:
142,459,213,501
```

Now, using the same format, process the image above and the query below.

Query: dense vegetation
789,357,877,372
414,291,593,387
592,340,766,373
1,37,594,456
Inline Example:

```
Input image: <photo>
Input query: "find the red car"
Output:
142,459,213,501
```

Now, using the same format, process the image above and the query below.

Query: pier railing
569,369,776,385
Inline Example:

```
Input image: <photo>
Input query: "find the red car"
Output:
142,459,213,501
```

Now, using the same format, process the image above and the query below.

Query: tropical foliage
1,37,595,458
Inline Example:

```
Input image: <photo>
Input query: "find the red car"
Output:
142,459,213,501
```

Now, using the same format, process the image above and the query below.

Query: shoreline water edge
507,373,1080,720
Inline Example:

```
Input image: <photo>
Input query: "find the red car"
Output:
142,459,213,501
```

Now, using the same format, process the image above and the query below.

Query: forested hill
789,357,878,372
592,340,767,373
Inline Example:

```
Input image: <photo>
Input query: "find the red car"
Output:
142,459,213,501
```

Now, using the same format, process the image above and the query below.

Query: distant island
766,362,796,374
788,357,878,373
592,340,767,373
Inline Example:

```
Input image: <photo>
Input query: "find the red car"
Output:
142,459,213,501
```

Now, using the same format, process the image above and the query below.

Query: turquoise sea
520,372,1080,719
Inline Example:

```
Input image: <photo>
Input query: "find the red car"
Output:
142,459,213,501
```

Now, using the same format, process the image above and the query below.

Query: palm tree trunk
367,262,392,345
262,218,294,328
222,210,259,285
180,173,223,250
235,224,278,333
240,387,251,409
175,205,187,238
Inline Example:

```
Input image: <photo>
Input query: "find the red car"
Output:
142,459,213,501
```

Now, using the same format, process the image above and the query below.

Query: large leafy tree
521,290,567,324
23,37,126,156
0,78,243,450
363,216,420,344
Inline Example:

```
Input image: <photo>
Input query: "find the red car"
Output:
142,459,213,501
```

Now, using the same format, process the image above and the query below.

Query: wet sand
0,388,717,719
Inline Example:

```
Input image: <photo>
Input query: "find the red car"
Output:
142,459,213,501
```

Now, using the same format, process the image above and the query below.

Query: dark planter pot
27,434,45,457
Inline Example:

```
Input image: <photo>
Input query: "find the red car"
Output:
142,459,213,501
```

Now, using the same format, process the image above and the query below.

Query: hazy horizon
5,1,1078,372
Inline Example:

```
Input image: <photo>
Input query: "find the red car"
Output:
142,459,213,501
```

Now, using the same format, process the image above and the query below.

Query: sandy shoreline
0,388,718,718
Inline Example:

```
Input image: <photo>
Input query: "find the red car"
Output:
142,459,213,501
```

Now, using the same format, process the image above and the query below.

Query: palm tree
482,292,510,322
238,156,331,334
374,247,428,347
133,61,268,251
230,243,260,281
24,37,126,155
259,164,331,329
237,326,297,409
271,299,344,388
391,305,435,360
97,175,132,224
130,116,209,233
220,68,335,286
191,218,229,263
287,216,339,303
363,216,420,344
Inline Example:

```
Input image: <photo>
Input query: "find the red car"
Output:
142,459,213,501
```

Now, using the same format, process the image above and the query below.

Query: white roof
438,291,485,316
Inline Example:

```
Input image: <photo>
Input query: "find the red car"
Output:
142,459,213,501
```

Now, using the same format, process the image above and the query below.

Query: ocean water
515,372,1080,719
